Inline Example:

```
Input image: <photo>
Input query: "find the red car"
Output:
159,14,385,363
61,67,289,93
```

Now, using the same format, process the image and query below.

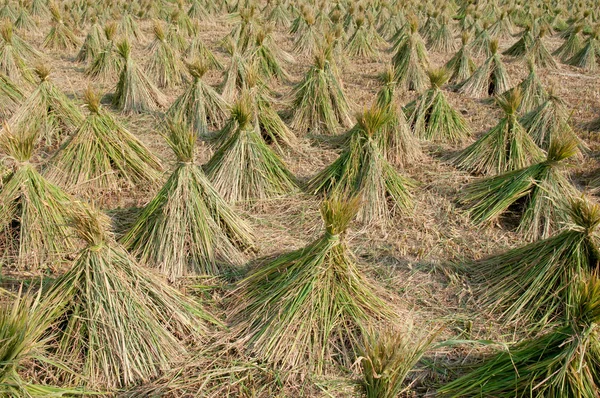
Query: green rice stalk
186,35,223,71
7,65,83,147
167,60,229,138
460,137,578,240
46,87,162,199
230,197,395,375
359,325,436,398
113,40,167,114
43,2,79,50
308,106,415,223
289,47,353,135
121,121,253,280
392,18,429,91
204,96,298,205
458,40,512,98
468,197,600,327
406,68,470,143
439,275,600,397
85,23,122,82
0,125,79,270
146,21,187,88
445,33,476,84
76,22,105,64
43,207,215,389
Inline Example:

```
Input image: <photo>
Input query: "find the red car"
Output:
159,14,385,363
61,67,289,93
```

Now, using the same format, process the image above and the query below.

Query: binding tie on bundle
325,232,341,242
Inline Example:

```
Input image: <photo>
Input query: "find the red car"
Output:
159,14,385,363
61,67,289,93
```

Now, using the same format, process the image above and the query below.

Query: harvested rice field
1,0,600,396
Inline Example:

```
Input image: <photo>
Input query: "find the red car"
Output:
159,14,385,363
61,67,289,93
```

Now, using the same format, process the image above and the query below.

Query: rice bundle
85,22,122,82
525,28,558,69
440,275,600,397
553,23,583,62
467,197,600,326
0,22,38,84
359,325,435,398
346,15,377,59
488,11,514,38
113,39,167,114
146,21,187,88
0,290,84,397
289,47,353,135
500,59,548,114
230,197,394,375
121,121,253,280
186,35,223,71
427,16,456,53
43,207,214,389
392,17,429,91
76,22,104,64
454,88,543,175
406,68,470,143
0,73,23,118
248,26,294,82
118,11,141,42
7,65,83,147
308,106,415,223
567,29,599,72
204,96,298,205
43,2,79,50
14,7,36,31
219,48,251,103
46,87,162,199
460,137,578,241
0,125,79,270
445,32,476,84
520,91,582,152
167,60,229,138
292,9,321,56
502,25,534,57
457,40,511,98
374,66,421,167
469,23,492,57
